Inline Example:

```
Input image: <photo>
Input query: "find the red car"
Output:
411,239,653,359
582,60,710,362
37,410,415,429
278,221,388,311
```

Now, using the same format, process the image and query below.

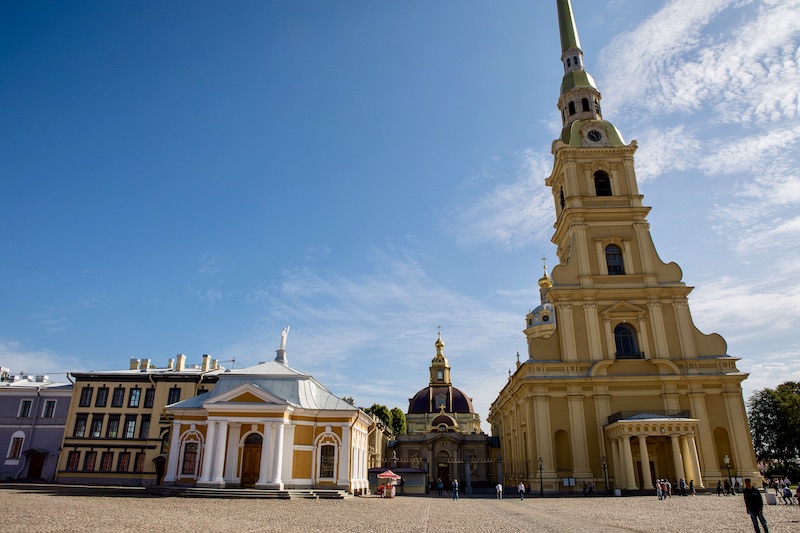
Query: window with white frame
6,432,25,460
42,399,56,418
18,399,32,418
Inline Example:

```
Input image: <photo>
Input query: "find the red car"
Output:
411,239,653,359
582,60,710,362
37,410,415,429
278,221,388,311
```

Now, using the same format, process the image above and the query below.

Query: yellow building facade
163,349,373,494
58,354,224,486
488,0,760,493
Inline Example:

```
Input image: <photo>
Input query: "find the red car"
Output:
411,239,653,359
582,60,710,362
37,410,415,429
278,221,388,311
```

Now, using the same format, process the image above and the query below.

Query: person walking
743,478,769,532
718,480,724,496
452,478,459,500
496,482,503,499
518,481,525,500
437,478,443,497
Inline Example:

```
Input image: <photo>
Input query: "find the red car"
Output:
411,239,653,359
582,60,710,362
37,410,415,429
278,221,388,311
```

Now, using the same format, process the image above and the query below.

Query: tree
390,407,407,436
365,404,392,428
341,396,355,406
747,381,800,466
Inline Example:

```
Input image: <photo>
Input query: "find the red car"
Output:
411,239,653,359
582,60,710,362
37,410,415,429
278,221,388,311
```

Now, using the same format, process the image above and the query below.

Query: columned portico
166,356,373,492
605,417,702,492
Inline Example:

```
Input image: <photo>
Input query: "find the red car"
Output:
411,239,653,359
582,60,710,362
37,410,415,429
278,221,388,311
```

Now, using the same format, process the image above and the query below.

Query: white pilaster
163,421,182,484
198,421,217,484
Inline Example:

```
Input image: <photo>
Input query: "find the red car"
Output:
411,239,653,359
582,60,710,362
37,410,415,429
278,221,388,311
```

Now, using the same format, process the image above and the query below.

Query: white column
212,421,228,484
198,421,217,484
270,422,285,488
224,423,240,483
611,438,623,489
670,435,685,481
338,423,351,487
621,436,638,490
637,435,652,490
282,423,296,485
163,421,182,484
257,424,272,486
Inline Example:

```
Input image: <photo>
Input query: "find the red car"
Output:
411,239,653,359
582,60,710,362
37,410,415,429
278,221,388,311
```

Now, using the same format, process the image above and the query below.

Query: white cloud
0,341,81,378
227,249,522,420
690,272,800,339
449,149,555,250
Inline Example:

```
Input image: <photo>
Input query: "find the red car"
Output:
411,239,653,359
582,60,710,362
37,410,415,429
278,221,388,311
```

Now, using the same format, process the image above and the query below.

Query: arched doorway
241,433,263,487
436,450,451,489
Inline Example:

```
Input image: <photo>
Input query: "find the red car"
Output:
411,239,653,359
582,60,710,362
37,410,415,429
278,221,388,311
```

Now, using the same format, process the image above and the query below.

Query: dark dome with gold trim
408,385,474,414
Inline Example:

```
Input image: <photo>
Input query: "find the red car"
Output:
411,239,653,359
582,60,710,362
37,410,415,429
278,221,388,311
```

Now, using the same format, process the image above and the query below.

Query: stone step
147,486,351,500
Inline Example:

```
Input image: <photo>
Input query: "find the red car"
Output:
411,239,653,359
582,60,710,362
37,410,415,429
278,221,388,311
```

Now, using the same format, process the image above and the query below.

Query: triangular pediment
600,301,646,319
205,383,285,406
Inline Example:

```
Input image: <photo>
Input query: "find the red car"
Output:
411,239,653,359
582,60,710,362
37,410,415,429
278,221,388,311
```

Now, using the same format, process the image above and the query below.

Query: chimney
176,354,186,372
211,359,218,370
130,358,140,370
201,354,210,372
141,358,151,370
167,358,174,369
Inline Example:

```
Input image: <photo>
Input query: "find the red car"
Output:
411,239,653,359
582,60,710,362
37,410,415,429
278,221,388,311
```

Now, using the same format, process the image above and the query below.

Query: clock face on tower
587,130,602,142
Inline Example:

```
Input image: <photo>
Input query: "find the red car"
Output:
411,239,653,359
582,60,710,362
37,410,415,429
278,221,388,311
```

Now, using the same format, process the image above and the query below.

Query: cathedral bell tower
542,0,707,365
489,0,760,494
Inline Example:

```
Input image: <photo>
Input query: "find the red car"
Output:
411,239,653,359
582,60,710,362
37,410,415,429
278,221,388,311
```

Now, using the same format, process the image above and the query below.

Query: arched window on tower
581,98,590,112
594,171,612,196
560,188,565,209
614,324,641,359
595,101,602,114
568,102,576,116
566,57,571,67
605,244,625,275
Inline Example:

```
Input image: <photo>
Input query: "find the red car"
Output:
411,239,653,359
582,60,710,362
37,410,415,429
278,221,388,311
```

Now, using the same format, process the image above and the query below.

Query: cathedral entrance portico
605,417,702,491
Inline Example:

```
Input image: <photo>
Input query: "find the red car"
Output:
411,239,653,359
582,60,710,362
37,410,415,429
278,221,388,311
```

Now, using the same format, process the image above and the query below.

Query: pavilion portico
605,414,704,491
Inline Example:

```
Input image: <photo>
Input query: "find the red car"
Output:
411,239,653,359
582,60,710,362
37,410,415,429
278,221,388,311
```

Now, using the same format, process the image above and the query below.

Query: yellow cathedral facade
488,0,760,493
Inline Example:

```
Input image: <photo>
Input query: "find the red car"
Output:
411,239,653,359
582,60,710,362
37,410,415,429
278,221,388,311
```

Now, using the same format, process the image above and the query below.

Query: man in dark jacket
742,478,769,532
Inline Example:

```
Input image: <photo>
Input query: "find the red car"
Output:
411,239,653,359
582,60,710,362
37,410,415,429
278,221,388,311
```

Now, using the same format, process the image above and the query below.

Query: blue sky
2,0,799,426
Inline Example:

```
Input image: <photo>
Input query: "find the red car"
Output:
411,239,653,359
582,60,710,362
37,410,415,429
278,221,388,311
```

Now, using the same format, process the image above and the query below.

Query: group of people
717,478,741,495
655,478,695,499
767,477,799,505
581,481,597,496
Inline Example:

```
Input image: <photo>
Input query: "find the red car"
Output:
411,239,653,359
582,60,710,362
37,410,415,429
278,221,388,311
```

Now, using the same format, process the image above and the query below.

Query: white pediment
203,383,286,407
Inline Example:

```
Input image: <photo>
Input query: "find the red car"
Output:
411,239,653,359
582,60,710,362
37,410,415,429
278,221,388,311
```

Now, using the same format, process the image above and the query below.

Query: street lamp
723,454,732,492
601,455,609,495
538,457,544,497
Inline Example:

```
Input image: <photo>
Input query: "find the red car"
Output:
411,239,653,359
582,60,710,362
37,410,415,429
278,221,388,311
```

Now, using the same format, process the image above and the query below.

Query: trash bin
614,488,622,496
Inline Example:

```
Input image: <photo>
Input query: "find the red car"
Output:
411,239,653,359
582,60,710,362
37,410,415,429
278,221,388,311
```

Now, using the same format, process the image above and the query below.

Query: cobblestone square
2,485,799,532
